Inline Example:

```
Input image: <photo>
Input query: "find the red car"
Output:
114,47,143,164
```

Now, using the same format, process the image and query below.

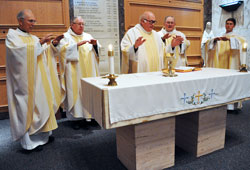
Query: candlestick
242,42,247,64
240,42,248,72
108,44,115,74
104,44,118,86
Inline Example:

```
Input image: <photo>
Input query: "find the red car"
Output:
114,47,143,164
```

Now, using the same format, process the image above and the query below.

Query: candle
108,44,115,74
241,42,247,65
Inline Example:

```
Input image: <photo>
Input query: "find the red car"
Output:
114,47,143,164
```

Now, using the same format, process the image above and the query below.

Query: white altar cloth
81,68,250,124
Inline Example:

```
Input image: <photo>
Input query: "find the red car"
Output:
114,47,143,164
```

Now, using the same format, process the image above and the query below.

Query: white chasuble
121,24,164,73
5,29,57,141
57,28,100,119
45,45,64,112
206,32,246,69
158,28,190,68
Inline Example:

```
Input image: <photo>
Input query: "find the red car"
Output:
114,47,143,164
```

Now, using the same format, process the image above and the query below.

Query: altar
81,68,250,170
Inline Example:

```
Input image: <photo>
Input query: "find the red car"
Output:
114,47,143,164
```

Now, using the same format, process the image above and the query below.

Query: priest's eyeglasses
73,22,85,26
144,19,157,24
27,19,37,24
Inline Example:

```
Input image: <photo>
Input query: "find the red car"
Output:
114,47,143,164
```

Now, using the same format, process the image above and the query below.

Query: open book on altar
175,66,202,72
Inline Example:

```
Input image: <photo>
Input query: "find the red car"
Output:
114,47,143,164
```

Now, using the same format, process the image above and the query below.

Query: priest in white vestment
121,11,165,73
5,9,60,151
205,18,246,70
201,22,214,66
158,16,190,68
205,18,247,113
55,16,100,129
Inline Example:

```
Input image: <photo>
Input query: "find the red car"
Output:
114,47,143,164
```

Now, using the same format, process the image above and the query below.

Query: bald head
139,11,155,22
17,9,36,33
139,11,156,32
17,9,33,21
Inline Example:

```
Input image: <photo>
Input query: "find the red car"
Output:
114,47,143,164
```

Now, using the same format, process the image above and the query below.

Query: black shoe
42,136,55,148
19,149,33,154
48,136,55,144
33,145,43,152
19,145,43,154
88,119,99,127
84,119,100,130
72,121,81,130
227,110,239,114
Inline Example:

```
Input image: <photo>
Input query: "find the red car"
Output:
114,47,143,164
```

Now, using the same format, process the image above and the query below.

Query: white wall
212,0,250,68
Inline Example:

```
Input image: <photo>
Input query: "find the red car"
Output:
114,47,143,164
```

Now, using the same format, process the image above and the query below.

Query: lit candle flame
242,42,247,51
243,42,247,48
108,44,113,51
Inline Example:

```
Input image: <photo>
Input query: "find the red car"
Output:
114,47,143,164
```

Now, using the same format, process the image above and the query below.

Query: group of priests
5,9,100,152
5,9,246,152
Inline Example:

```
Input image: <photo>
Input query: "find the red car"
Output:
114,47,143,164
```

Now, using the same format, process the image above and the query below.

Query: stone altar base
176,106,227,157
116,117,175,170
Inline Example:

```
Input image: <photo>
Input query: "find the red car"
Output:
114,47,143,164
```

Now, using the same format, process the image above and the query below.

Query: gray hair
164,16,175,23
17,9,32,20
70,16,83,24
139,13,146,22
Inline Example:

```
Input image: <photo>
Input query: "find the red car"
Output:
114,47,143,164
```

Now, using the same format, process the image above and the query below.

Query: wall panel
0,78,7,112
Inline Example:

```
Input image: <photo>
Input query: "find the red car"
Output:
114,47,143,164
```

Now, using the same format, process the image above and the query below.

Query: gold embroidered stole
59,44,68,102
165,34,181,68
72,36,96,77
215,35,245,69
19,36,35,131
37,52,57,132
46,46,62,110
139,30,159,71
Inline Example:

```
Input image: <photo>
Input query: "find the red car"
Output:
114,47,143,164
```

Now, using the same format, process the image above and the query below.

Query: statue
201,22,214,66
